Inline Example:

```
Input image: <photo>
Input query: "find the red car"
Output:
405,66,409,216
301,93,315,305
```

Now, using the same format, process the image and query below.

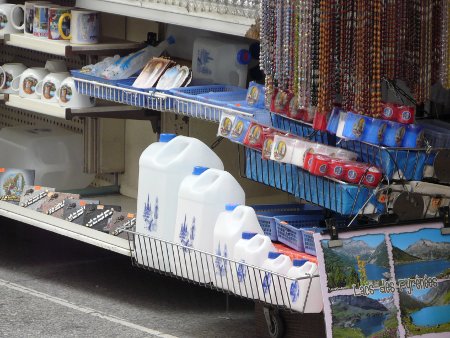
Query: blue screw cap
268,252,282,259
241,232,257,240
293,259,308,267
192,166,209,176
159,134,177,143
225,204,240,211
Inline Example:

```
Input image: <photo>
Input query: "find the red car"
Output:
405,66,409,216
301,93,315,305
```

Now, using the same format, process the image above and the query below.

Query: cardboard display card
0,168,35,204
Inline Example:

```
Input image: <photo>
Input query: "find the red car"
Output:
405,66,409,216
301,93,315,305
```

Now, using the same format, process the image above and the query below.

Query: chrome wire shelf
73,77,254,123
124,229,322,314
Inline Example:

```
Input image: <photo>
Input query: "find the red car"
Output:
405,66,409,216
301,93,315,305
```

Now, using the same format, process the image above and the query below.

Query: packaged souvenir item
38,192,80,218
63,199,100,225
132,58,174,89
0,168,35,205
105,211,136,238
156,65,191,90
19,185,55,211
82,204,122,231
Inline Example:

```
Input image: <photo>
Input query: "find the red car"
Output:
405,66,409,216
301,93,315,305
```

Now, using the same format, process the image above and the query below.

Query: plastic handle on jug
231,206,245,220
154,137,190,166
194,169,221,192
0,67,6,89
247,235,266,251
302,262,317,276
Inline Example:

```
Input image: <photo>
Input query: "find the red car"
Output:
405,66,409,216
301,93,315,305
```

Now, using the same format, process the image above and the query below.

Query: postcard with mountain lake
314,222,450,338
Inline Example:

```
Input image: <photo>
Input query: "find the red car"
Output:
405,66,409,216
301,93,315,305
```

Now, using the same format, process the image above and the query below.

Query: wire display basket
337,138,435,181
240,147,379,217
124,230,322,313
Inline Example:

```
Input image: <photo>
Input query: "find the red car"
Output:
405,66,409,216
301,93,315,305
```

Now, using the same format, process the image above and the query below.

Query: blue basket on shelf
169,85,245,120
198,89,247,105
271,114,336,145
115,78,149,107
252,204,324,241
274,214,324,253
337,138,428,181
71,70,132,102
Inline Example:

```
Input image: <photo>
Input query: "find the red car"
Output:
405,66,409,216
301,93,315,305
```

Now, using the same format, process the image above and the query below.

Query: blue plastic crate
170,85,244,100
252,204,323,241
275,215,324,252
301,228,322,256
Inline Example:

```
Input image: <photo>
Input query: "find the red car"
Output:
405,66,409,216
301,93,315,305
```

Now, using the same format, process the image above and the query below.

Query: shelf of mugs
5,33,144,57
73,76,256,123
5,94,142,120
240,147,380,217
0,195,134,257
126,229,321,313
75,0,257,38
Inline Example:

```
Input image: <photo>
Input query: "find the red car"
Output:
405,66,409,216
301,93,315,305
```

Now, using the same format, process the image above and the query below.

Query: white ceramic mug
57,77,96,108
49,6,72,40
11,67,49,99
0,63,27,94
33,3,52,38
36,72,70,102
0,4,24,38
45,59,68,73
59,10,100,44
11,1,51,34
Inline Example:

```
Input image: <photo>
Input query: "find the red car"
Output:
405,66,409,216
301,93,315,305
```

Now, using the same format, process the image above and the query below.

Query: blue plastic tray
252,204,323,241
275,215,324,252
116,78,173,110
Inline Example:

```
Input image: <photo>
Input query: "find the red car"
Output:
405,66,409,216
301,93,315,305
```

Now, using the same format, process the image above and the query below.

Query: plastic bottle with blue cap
286,260,323,313
136,135,224,271
232,232,275,298
259,251,293,304
212,204,264,290
172,167,245,282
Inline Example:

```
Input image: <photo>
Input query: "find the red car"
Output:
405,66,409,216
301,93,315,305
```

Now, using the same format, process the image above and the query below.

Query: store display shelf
76,0,257,38
126,229,320,313
5,94,142,120
240,147,378,217
73,77,255,123
4,33,144,57
0,197,133,256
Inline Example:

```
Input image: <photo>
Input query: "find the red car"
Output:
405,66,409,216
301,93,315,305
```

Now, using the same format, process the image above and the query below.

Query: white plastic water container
136,135,224,270
212,204,264,290
233,232,275,299
259,252,293,305
0,126,94,190
287,260,323,313
172,167,245,282
192,37,251,88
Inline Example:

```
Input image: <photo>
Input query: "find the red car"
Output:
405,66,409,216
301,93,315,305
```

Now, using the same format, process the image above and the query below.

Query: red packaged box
343,162,369,184
271,89,290,115
327,158,347,180
362,166,383,187
381,102,396,121
244,123,273,151
308,154,332,176
395,105,415,124
274,243,318,264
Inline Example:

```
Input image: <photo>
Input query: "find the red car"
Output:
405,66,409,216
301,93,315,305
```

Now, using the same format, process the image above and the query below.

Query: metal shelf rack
125,229,320,314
